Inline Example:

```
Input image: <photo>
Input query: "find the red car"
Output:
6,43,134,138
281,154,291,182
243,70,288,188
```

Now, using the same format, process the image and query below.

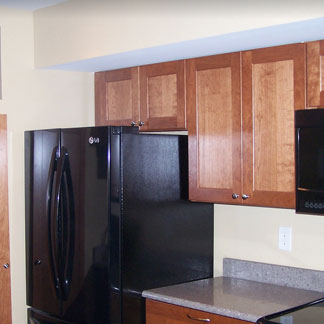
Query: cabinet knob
138,121,145,126
232,193,239,199
34,260,42,266
131,121,138,127
3,263,9,269
242,194,250,200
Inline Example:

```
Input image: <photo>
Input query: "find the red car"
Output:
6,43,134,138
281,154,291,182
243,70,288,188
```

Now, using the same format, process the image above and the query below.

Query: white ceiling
0,0,68,11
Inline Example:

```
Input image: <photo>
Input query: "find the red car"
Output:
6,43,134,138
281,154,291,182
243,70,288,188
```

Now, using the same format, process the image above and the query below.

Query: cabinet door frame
242,43,305,208
95,67,139,126
0,115,12,324
187,52,242,203
307,40,324,107
139,60,186,131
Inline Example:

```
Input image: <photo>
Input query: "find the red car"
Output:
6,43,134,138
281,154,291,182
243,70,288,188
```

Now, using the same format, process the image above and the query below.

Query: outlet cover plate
279,227,292,251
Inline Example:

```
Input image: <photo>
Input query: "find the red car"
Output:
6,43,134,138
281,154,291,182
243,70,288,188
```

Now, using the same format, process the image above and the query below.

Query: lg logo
89,137,100,144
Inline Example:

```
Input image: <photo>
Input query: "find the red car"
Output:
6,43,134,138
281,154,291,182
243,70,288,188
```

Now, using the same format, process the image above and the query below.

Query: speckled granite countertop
142,276,324,322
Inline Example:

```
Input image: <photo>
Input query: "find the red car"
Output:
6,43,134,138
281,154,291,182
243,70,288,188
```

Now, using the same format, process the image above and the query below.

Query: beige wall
214,205,324,276
33,0,324,67
0,7,94,324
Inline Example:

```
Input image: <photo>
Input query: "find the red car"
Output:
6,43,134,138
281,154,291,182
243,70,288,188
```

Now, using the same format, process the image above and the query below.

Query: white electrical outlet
279,227,292,251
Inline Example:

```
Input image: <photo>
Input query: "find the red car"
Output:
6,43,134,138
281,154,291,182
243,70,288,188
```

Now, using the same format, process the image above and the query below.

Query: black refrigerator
25,126,214,324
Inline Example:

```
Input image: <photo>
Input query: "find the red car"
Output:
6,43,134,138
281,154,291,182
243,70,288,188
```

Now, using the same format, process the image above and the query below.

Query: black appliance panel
59,127,111,324
121,134,214,323
28,309,72,324
297,128,324,191
108,128,123,324
26,126,214,324
25,129,62,316
295,109,324,214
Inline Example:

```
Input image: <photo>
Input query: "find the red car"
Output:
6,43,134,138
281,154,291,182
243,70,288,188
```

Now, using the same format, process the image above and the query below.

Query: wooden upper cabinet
146,299,253,324
307,40,324,107
187,53,242,203
95,42,308,208
188,43,305,208
95,61,186,131
140,60,186,131
95,67,139,127
241,43,306,208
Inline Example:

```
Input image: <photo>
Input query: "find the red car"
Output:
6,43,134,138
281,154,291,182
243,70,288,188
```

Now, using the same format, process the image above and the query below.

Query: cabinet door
95,67,139,126
242,44,305,208
146,299,253,324
307,40,324,108
139,60,186,131
187,53,242,203
0,115,11,324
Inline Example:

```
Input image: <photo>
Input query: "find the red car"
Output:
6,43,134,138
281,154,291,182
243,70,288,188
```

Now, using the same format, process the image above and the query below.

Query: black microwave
295,109,324,215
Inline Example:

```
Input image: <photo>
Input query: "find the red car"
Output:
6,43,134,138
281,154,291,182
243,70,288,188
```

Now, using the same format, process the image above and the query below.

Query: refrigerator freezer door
28,309,72,324
59,127,112,324
25,129,62,316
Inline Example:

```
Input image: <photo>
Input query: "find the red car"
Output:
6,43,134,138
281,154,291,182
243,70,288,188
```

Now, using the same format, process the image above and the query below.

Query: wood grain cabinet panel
140,60,186,131
188,43,305,208
95,61,186,131
146,299,253,324
242,43,305,208
95,67,139,127
187,53,242,204
0,115,12,324
306,40,324,108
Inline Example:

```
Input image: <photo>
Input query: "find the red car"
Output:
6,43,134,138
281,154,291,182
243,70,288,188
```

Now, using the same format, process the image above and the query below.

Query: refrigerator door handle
46,146,63,300
51,147,69,300
60,148,75,301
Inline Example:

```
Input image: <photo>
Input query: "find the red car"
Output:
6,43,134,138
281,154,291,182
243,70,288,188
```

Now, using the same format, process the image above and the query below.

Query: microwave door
296,127,324,214
297,128,324,192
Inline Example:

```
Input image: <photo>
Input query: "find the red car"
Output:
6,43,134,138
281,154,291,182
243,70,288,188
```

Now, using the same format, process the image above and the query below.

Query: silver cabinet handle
242,194,250,200
131,121,145,127
232,193,239,199
186,314,210,322
3,263,9,269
